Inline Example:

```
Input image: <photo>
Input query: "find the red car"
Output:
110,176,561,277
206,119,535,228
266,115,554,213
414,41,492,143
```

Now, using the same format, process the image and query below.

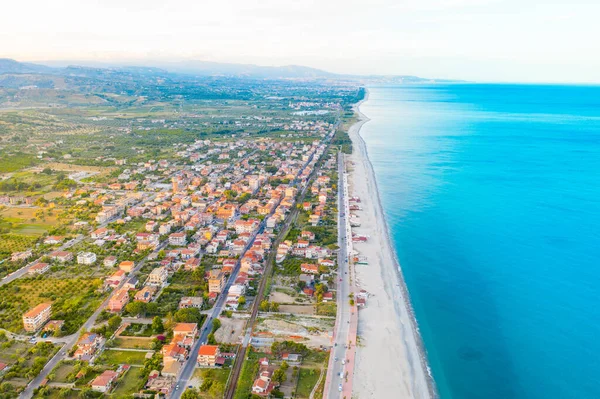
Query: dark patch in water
458,346,483,362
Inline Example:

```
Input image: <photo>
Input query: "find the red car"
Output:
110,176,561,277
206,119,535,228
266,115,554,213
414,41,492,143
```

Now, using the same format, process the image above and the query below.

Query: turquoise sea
359,84,600,399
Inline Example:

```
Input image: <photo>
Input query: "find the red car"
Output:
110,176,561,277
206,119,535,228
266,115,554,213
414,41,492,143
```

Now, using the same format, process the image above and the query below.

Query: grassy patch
96,349,149,366
112,366,145,396
111,336,154,350
296,368,320,398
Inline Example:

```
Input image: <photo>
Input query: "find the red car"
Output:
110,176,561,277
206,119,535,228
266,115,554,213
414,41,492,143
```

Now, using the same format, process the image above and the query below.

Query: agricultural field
0,277,104,334
0,340,58,386
0,233,38,260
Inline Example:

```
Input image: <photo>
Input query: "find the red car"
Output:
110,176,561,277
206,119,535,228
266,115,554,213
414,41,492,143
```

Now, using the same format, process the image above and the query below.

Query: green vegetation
96,349,148,365
0,277,104,334
296,368,321,398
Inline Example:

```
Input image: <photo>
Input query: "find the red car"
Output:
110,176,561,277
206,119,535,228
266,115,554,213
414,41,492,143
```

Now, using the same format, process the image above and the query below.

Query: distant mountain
1,58,459,83
0,58,56,74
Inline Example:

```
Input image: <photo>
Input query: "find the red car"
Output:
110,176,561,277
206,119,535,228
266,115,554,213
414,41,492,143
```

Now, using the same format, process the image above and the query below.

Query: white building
77,252,97,265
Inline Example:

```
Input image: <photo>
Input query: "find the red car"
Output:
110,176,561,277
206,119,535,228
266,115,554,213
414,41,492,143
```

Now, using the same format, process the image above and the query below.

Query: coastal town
0,68,396,399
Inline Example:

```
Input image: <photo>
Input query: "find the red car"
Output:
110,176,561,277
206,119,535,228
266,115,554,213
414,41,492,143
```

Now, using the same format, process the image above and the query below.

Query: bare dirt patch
214,316,247,345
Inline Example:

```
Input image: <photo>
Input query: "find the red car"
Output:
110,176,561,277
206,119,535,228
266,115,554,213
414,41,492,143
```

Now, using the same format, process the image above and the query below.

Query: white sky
2,0,599,82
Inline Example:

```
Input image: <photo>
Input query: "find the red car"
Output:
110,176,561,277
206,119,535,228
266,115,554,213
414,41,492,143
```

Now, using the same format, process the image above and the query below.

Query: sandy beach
348,92,435,399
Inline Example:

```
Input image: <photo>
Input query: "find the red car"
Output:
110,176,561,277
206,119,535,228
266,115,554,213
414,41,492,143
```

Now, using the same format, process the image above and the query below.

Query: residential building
28,262,50,275
119,261,135,273
77,252,97,265
90,370,118,393
197,345,220,367
178,297,203,309
169,232,187,246
134,286,157,303
74,333,105,361
108,288,130,312
208,270,226,294
147,266,168,286
23,303,51,332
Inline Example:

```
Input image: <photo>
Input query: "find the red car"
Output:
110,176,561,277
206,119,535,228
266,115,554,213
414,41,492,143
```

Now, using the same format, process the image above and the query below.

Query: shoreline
349,89,436,398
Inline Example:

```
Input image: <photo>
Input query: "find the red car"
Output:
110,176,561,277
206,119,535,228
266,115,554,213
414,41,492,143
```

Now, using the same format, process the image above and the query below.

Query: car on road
334,356,338,361
339,384,343,392
175,384,179,390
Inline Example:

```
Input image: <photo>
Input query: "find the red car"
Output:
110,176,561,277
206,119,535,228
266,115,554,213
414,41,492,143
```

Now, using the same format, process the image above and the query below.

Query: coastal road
324,151,357,399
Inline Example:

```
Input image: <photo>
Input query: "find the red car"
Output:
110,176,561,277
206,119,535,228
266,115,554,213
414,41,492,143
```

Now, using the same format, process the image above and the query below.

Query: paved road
324,151,357,399
1,235,83,287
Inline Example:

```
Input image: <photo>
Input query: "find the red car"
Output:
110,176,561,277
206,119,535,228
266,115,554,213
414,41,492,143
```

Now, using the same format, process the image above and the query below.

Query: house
297,240,309,248
43,320,65,333
169,232,187,246
172,323,198,339
134,286,157,303
184,258,201,271
208,270,226,294
108,288,130,312
77,252,96,265
197,345,220,367
44,236,64,245
124,276,139,290
319,258,335,267
90,370,118,393
119,261,135,273
281,353,302,365
300,263,319,274
300,231,315,240
28,262,50,275
252,370,275,396
161,343,188,362
23,303,51,332
49,251,73,263
105,270,126,287
74,333,105,361
179,297,203,309
91,227,108,239
147,266,168,286
145,374,175,396
104,256,117,267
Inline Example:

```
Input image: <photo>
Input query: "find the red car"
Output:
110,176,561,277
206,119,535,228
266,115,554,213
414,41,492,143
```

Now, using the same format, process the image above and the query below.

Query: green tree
181,388,200,399
272,368,286,384
125,301,147,317
107,315,122,333
174,307,202,323
152,316,164,334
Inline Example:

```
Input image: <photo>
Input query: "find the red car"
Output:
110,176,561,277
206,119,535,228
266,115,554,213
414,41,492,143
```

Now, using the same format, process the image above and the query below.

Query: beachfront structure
23,303,52,332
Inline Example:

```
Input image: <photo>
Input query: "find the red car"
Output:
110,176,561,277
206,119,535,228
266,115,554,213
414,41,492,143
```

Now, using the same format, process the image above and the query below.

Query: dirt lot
279,304,316,315
214,316,247,344
254,315,334,348
40,162,116,174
